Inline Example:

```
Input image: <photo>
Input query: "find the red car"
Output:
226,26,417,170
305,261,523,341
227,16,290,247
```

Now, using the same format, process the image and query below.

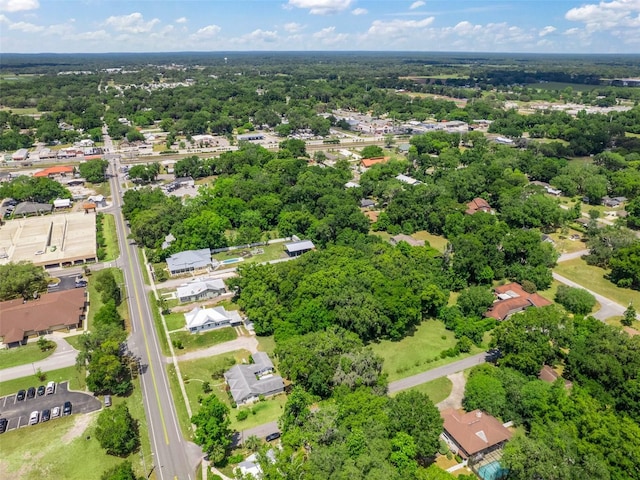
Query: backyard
211,242,289,267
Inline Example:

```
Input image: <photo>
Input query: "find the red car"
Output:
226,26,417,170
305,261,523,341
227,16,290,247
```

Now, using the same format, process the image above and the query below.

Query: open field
412,231,450,252
525,82,599,92
0,365,85,398
403,377,453,404
554,258,640,308
170,327,237,353
372,320,485,382
211,242,288,266
547,229,586,254
0,377,153,480
0,342,56,370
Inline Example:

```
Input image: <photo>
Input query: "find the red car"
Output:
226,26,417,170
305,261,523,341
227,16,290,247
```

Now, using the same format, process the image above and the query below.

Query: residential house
34,166,75,178
184,306,242,333
360,199,376,208
484,282,552,321
166,248,215,276
602,196,627,208
360,157,389,169
176,278,226,303
395,174,422,185
0,289,87,347
224,352,285,405
284,240,315,257
87,194,106,207
162,233,176,250
538,365,573,388
440,409,512,461
389,234,425,247
465,198,493,215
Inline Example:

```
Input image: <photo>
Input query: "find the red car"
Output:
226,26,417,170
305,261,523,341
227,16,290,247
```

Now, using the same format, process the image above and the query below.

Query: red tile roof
0,289,86,344
33,166,74,177
485,282,553,321
360,157,390,168
442,409,512,458
465,197,492,215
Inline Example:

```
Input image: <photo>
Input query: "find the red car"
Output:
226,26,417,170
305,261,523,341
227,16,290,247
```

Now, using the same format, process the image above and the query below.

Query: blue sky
1,0,639,53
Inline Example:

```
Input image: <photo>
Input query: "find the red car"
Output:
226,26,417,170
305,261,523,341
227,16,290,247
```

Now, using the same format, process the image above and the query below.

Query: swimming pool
221,257,243,265
477,461,509,480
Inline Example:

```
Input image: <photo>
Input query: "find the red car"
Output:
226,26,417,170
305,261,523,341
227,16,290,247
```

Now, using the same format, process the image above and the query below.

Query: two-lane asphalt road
108,148,201,480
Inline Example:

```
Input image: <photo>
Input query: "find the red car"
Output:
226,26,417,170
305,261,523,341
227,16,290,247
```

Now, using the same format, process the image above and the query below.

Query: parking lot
0,381,101,432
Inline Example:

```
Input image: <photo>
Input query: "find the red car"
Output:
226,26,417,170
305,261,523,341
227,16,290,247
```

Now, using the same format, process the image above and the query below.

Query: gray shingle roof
284,240,315,253
166,248,212,273
224,353,284,404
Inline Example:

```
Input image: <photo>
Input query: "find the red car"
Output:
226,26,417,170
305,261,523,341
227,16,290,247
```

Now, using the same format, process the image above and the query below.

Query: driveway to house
436,372,466,411
0,336,78,383
388,352,487,394
168,336,259,363
557,249,589,263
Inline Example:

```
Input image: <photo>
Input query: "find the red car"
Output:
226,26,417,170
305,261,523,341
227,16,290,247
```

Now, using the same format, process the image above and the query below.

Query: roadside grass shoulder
149,291,170,356
372,320,484,383
0,342,56,370
87,267,127,332
554,258,640,308
398,377,453,404
101,214,120,261
170,327,237,353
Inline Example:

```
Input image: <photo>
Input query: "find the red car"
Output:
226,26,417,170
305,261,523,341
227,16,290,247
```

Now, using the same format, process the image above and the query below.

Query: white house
184,306,242,333
176,278,226,303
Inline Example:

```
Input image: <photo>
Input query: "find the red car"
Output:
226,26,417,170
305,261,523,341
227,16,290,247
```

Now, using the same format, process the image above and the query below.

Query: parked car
27,387,36,399
51,407,60,419
45,381,56,395
265,432,281,442
104,395,112,407
16,390,26,401
29,411,39,425
37,385,45,396
41,409,51,422
63,401,72,416
75,280,88,288
0,418,8,433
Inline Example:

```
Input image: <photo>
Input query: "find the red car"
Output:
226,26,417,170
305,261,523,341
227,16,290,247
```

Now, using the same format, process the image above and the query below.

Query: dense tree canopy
0,261,49,301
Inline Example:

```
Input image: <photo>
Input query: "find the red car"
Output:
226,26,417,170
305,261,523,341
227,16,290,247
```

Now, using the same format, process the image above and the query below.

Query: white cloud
312,26,349,44
75,29,110,42
191,24,221,39
287,0,353,15
367,16,434,36
8,20,42,32
283,22,305,33
351,8,367,15
539,25,556,36
0,13,9,22
245,29,279,42
0,0,39,13
410,1,425,9
104,12,160,34
565,0,640,31
175,17,187,24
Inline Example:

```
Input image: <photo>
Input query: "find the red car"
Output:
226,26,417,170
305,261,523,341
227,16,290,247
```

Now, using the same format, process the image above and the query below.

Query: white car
51,407,60,419
45,381,56,395
28,411,39,425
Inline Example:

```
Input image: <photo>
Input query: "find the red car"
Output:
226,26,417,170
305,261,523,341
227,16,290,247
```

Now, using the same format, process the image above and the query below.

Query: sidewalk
0,336,78,382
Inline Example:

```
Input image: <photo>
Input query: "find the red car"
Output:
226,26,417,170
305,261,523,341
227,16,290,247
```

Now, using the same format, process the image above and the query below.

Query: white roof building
184,306,242,333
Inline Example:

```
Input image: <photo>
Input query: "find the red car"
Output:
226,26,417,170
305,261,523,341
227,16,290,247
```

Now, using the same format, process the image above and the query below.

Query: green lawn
211,242,288,266
165,312,186,331
87,267,128,332
402,377,453,404
0,366,86,397
555,258,640,308
412,231,450,252
101,214,120,262
537,279,562,303
64,335,83,351
167,364,195,440
89,181,111,198
372,320,485,382
256,335,276,356
149,292,170,356
231,394,287,432
0,377,152,480
547,229,587,254
170,327,237,353
0,342,56,369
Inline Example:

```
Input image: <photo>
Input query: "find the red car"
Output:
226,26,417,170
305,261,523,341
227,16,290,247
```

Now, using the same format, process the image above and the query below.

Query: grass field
101,214,120,262
170,327,237,353
0,342,56,369
0,366,86,398
547,229,587,254
232,394,287,432
87,267,128,332
165,312,186,331
211,242,288,266
149,292,170,356
403,377,453,404
537,279,563,303
412,231,450,252
554,258,640,308
372,320,484,382
256,335,276,356
524,82,598,92
0,377,153,480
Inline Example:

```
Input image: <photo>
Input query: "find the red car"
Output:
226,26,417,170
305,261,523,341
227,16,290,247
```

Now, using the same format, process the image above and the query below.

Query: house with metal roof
284,240,315,257
224,353,285,405
166,248,216,276
176,278,226,303
184,306,242,333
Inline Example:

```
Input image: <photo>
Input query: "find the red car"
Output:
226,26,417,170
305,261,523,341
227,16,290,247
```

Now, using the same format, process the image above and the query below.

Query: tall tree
95,404,140,456
0,261,49,301
191,394,232,465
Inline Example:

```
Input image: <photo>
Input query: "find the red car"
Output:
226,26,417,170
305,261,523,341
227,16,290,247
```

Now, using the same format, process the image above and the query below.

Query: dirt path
437,372,466,411
61,411,97,444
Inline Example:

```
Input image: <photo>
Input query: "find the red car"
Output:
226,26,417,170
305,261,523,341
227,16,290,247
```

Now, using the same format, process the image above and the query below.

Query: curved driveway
0,337,78,383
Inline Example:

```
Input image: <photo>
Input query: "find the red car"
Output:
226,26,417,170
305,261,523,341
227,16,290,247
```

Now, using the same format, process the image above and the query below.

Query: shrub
555,285,596,315
236,410,249,421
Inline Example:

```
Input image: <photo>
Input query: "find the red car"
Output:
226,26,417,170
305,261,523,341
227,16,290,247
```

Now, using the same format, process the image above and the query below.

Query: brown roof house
465,198,494,215
485,282,552,321
0,289,87,347
441,409,513,461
